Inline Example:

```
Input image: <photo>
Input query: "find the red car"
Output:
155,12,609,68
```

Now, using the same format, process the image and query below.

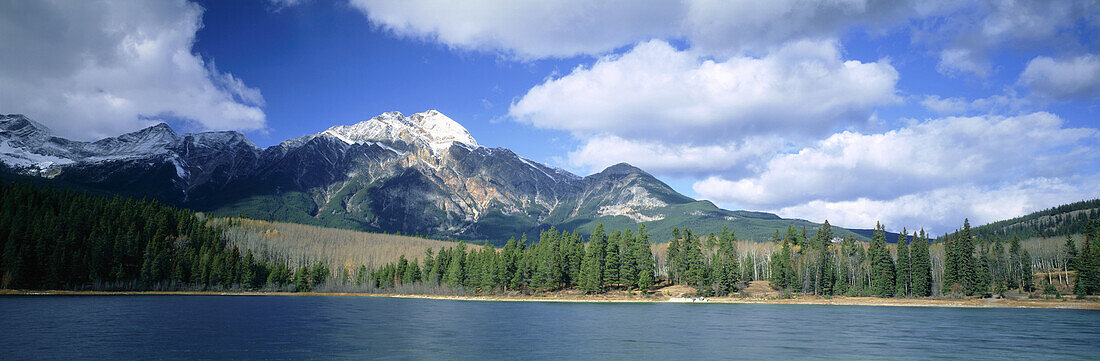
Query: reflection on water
1,295,1098,360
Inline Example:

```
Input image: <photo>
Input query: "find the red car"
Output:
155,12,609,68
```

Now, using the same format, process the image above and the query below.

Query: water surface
2,295,1098,359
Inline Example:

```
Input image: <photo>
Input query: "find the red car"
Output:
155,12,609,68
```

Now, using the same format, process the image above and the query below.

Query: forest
370,218,1100,298
2,180,1100,298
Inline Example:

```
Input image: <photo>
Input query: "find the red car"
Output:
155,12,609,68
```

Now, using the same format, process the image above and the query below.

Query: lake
2,295,1098,359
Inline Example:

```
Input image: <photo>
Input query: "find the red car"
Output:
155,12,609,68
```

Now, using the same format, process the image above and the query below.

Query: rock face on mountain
0,112,852,243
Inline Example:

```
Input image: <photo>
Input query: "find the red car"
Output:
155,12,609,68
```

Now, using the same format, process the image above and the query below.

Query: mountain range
0,111,864,244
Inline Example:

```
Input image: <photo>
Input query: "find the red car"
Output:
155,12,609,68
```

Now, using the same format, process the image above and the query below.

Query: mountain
0,112,860,244
967,199,1100,241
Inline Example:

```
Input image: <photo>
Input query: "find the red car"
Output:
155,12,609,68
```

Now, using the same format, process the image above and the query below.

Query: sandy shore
3,289,1097,310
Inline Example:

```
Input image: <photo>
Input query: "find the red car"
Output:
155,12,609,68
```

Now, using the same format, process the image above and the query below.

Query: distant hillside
847,228,909,243
220,218,479,273
971,199,1100,241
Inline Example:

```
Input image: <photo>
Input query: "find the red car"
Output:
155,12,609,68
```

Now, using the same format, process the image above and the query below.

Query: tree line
371,218,1100,298
368,224,657,294
4,180,1100,298
0,180,334,291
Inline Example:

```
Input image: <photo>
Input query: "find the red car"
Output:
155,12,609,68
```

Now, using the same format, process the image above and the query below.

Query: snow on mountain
322,110,479,154
0,115,261,180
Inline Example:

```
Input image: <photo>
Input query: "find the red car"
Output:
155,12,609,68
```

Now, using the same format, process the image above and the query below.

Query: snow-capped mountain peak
322,110,478,154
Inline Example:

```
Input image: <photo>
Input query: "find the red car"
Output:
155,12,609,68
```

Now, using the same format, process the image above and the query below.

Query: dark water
2,296,1098,360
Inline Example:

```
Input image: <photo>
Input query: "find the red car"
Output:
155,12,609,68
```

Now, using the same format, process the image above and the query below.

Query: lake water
2,296,1098,360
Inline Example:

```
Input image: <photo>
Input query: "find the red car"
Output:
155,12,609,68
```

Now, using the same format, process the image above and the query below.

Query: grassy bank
4,289,1097,310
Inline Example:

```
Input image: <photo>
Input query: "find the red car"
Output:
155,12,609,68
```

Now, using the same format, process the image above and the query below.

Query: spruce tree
869,222,895,297
943,232,958,292
1063,234,1078,272
895,230,911,297
910,229,933,297
667,228,682,284
634,225,655,292
958,219,979,295
714,227,741,295
444,243,466,288
603,231,621,287
579,241,602,293
1074,220,1100,295
681,230,707,286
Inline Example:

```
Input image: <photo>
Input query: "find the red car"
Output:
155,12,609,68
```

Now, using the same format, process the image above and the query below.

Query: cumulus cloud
348,0,682,59
937,48,989,78
693,112,1100,232
924,0,1098,77
510,39,899,144
567,135,785,179
776,177,1100,233
349,0,940,59
1019,54,1100,100
350,0,1094,74
920,93,1027,115
0,0,266,140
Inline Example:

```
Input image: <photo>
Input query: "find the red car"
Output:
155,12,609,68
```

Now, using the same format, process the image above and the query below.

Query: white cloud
567,135,784,179
923,0,1098,77
348,0,941,59
920,95,970,115
348,0,682,59
693,112,1100,231
776,177,1100,233
920,93,1027,115
1019,54,1100,100
0,0,266,140
937,48,989,78
510,39,899,144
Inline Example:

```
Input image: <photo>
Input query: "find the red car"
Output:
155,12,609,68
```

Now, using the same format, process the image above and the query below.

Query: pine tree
1063,234,1079,272
579,241,602,294
667,228,681,284
910,229,933,297
895,230,910,297
714,227,741,295
869,222,895,297
958,219,979,295
603,231,621,288
680,230,707,286
404,259,421,285
943,232,958,292
1074,220,1100,295
445,243,467,288
816,221,835,295
770,240,792,290
634,225,655,292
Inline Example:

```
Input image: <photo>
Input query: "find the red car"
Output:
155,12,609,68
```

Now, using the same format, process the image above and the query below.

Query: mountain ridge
0,112,862,244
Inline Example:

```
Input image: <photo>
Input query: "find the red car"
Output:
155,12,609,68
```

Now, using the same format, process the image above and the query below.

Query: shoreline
3,289,1097,310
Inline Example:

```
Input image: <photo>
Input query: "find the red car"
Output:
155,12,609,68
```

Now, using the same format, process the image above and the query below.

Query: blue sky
1,0,1098,233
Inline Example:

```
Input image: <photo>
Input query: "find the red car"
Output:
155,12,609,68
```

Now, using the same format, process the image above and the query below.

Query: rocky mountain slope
0,112,858,244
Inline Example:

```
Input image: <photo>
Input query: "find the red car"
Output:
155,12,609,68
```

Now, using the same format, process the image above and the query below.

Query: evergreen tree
713,227,741,295
667,228,682,284
634,225,655,292
816,221,835,295
1074,220,1100,295
895,230,911,297
869,222,895,297
603,231,621,287
958,219,979,295
680,230,707,286
444,243,467,288
910,229,933,297
579,240,603,293
1063,234,1078,272
770,240,792,290
404,259,421,285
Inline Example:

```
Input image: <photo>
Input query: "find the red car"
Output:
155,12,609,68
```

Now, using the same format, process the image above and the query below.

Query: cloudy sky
1,0,1098,233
